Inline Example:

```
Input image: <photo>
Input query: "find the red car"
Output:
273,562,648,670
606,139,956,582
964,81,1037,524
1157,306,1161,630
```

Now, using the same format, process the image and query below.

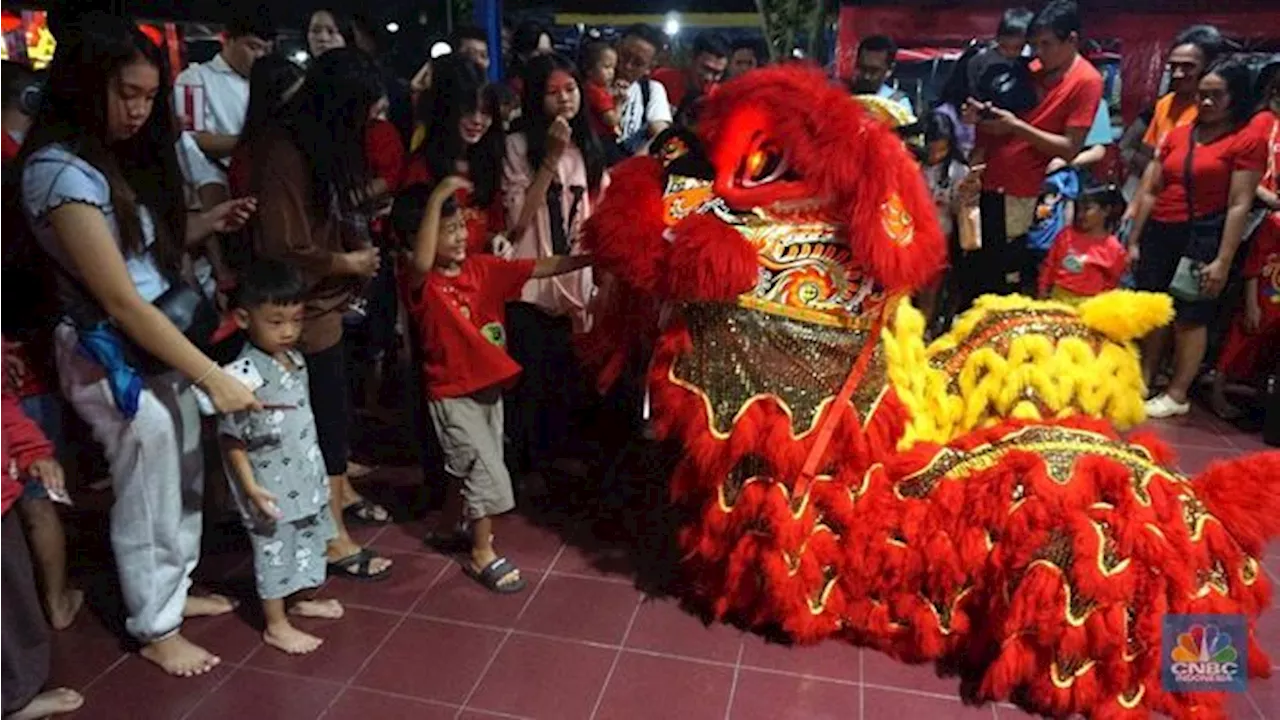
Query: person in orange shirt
1124,25,1223,220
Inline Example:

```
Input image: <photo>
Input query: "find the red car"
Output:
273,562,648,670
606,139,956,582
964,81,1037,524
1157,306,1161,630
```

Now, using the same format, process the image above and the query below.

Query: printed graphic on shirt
480,322,507,347
1262,251,1280,306
1063,253,1085,274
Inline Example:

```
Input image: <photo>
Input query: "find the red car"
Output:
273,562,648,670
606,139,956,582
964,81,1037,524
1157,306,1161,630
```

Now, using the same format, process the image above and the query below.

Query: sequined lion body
580,66,1280,719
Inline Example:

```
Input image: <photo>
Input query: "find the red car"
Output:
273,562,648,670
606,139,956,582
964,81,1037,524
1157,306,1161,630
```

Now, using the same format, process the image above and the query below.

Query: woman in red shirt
1128,61,1266,418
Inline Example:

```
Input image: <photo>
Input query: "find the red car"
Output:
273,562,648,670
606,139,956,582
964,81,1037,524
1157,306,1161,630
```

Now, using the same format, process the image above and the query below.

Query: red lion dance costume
580,66,1280,718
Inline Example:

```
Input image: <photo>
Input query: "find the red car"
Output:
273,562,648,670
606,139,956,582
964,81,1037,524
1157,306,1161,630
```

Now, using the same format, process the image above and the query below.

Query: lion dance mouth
579,65,1280,719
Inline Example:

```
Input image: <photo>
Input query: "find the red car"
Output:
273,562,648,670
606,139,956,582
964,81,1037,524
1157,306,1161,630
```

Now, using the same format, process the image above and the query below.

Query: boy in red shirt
404,177,591,593
1038,183,1127,303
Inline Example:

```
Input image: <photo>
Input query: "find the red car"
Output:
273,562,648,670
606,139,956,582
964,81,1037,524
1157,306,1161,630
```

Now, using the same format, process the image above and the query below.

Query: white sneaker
1145,393,1191,419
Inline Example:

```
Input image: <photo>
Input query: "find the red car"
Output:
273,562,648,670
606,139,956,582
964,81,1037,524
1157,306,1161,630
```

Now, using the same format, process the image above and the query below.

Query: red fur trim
698,64,945,292
664,214,759,301
1190,451,1280,556
580,156,670,294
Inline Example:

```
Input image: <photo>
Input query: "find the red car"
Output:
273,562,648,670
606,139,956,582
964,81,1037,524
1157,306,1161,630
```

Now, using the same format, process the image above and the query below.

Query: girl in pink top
502,53,610,485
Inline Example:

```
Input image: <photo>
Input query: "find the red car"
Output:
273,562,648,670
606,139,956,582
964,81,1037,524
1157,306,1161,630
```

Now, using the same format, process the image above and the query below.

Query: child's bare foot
183,593,239,618
263,622,324,655
288,598,344,620
47,588,84,631
139,633,221,677
5,687,83,719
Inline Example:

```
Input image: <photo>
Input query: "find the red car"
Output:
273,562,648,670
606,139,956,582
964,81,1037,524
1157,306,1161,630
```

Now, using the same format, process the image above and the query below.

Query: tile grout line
315,552,454,720
71,652,127,697
722,640,746,720
453,543,568,719
586,592,645,720
859,649,865,720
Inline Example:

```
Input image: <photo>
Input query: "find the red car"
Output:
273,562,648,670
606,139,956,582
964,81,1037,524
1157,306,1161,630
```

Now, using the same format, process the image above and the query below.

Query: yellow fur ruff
885,291,1173,448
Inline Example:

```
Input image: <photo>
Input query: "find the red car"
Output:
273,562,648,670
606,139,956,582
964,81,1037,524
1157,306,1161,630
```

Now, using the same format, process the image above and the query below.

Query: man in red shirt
1,61,39,163
653,32,729,126
962,0,1103,300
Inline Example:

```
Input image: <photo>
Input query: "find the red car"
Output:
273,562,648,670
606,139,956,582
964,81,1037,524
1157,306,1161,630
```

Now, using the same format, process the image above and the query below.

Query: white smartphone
193,358,265,415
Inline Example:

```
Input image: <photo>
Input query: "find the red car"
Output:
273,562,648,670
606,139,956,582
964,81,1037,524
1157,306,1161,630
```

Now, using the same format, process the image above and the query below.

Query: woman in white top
502,52,609,484
17,14,258,678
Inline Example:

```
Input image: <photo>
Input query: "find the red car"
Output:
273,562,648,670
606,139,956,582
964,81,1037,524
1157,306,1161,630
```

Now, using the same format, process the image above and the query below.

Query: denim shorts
18,393,67,501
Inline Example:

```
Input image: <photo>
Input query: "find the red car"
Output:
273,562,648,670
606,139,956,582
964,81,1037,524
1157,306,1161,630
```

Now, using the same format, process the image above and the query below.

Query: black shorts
305,340,350,476
1135,219,1234,327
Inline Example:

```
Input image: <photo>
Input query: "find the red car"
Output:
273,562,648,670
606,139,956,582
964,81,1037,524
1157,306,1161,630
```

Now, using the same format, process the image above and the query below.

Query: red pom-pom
664,214,758,301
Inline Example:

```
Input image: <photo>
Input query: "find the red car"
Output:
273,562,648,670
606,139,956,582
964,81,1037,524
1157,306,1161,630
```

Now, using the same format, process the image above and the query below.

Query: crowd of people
0,2,1276,718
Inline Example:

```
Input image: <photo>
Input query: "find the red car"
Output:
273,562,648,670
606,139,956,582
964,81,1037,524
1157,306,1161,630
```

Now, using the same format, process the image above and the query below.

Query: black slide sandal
327,548,391,582
466,557,527,594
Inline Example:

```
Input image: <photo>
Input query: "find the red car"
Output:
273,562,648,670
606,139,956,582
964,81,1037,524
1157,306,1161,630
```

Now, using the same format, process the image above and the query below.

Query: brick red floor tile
1143,415,1232,449
413,566,544,627
322,550,449,613
184,610,271,666
66,657,230,720
185,667,342,720
465,633,615,719
48,629,124,690
243,606,399,683
594,651,735,720
353,617,505,705
514,574,641,645
623,596,744,663
320,687,459,720
728,668,861,720
550,534,638,583
1247,675,1277,718
864,686,996,719
739,633,861,683
861,651,965,698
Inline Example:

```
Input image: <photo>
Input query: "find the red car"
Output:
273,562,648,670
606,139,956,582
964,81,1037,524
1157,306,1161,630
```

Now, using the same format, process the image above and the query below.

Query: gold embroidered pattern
929,308,1110,391
671,304,886,437
895,426,1181,500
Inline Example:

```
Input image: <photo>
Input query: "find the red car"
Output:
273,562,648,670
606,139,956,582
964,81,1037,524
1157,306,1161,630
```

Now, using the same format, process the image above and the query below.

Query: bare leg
17,498,82,630
325,474,392,575
4,688,83,719
1209,368,1243,418
139,633,220,677
469,516,519,589
261,597,323,655
1141,326,1174,391
1165,323,1209,405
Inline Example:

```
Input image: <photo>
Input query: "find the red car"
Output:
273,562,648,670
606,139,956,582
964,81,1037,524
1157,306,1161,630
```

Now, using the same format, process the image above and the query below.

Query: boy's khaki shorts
427,387,516,520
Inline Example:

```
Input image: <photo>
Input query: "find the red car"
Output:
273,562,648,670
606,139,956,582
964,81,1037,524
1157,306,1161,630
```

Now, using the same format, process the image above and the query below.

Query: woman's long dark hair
18,11,185,274
415,53,503,207
273,47,384,216
519,53,605,193
1202,59,1258,129
238,54,304,149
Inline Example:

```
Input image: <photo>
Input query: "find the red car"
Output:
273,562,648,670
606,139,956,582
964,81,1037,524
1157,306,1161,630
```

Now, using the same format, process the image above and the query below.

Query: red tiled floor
353,617,505,704
413,566,544,627
623,596,744,663
323,688,459,720
244,606,400,683
863,686,996,719
185,667,342,720
594,651,735,720
514,574,642,645
39,400,1280,720
322,550,450,613
739,632,862,684
465,633,615,719
727,668,861,720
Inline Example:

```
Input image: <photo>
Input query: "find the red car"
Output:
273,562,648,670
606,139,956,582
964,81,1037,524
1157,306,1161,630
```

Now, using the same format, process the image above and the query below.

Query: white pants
54,325,204,642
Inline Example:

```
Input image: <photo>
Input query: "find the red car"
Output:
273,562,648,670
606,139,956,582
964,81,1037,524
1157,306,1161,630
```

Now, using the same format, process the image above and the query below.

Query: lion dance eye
738,139,789,188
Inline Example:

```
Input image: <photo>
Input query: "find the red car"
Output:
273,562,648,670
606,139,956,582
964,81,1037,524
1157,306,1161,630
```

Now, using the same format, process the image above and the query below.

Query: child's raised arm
532,254,594,279
412,176,473,277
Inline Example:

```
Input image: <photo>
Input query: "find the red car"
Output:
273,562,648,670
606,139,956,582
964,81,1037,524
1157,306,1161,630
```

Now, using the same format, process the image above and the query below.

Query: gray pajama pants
55,325,204,643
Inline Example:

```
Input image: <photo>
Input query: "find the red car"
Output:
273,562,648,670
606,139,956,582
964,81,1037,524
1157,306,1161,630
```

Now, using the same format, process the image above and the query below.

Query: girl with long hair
227,54,304,196
246,47,393,580
502,52,607,486
16,12,258,677
1128,60,1266,418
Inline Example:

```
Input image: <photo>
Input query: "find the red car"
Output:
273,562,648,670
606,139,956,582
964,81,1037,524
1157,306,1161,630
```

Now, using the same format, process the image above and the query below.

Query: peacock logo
1167,623,1240,687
